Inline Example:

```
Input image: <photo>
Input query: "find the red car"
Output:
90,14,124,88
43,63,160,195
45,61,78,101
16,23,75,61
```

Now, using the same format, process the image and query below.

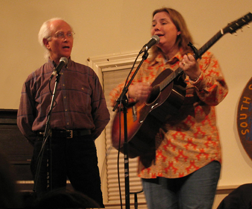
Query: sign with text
237,78,252,159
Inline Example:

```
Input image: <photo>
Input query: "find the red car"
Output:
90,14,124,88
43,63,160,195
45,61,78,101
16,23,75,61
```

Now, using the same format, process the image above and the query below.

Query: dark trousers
31,135,104,207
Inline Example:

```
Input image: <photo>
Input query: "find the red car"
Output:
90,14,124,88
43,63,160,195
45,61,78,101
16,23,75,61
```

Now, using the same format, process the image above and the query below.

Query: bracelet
190,72,201,82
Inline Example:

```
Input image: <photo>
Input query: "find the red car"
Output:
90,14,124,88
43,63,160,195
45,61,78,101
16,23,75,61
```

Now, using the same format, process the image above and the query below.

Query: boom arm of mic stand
112,50,149,209
113,50,149,111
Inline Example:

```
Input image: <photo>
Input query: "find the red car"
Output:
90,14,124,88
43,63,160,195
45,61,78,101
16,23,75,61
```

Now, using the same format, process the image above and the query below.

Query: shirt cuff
189,72,202,83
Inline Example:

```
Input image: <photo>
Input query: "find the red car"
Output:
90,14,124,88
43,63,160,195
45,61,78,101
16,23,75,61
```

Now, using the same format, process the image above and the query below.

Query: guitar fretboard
159,67,183,91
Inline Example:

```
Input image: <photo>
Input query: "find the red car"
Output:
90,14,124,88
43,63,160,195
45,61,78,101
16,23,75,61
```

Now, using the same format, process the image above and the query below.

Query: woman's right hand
128,83,152,102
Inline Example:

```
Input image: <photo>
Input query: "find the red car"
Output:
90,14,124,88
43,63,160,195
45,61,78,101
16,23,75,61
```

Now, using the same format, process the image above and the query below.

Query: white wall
1,0,252,196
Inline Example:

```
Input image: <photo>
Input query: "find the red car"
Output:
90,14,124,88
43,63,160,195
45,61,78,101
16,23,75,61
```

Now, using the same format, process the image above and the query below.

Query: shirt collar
149,49,183,66
47,57,71,68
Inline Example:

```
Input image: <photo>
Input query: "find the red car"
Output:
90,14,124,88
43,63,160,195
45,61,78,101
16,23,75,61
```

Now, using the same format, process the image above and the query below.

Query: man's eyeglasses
48,31,75,40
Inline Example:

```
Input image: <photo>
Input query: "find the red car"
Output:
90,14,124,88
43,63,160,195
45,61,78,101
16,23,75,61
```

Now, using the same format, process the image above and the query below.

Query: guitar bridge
132,105,137,122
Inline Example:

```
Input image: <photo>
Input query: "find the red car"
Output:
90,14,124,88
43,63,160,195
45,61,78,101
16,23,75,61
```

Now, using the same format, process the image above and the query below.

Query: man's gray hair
38,17,70,59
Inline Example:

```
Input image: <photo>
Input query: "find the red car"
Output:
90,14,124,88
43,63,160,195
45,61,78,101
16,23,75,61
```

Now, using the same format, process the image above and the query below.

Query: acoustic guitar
112,12,252,158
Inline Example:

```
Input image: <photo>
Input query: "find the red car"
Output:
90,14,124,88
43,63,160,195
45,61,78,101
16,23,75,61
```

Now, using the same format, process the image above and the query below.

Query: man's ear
43,38,50,50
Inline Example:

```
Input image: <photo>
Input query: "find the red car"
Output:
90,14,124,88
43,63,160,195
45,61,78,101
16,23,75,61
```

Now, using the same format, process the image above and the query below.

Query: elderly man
17,18,109,207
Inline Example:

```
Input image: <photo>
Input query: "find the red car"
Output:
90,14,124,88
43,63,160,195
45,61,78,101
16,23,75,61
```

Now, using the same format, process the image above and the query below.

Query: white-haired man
17,18,109,207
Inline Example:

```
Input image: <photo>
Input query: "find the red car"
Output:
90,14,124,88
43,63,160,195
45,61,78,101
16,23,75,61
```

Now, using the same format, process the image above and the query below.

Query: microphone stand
113,49,149,209
33,72,62,194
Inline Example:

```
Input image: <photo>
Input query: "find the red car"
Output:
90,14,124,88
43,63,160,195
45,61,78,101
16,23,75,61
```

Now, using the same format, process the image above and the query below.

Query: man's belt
38,129,91,139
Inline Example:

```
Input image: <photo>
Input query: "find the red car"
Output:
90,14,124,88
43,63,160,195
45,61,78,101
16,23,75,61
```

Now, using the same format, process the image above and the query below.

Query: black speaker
0,109,33,191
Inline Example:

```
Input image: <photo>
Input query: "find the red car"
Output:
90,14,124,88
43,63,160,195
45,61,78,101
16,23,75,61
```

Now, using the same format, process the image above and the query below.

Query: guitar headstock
223,12,252,34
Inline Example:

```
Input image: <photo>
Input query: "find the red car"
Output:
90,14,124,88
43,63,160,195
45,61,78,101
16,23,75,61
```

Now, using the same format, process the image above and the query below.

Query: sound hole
146,85,160,104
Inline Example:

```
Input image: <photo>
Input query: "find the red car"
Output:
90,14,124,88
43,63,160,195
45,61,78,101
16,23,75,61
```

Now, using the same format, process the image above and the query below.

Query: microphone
140,35,160,52
50,57,68,79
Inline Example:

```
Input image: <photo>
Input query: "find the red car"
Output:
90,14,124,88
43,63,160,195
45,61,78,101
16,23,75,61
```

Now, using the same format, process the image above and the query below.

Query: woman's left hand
179,54,201,81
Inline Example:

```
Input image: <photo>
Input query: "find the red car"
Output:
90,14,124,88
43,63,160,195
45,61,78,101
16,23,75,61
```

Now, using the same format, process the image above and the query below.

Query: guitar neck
159,67,183,91
158,12,252,92
159,30,224,92
196,30,223,59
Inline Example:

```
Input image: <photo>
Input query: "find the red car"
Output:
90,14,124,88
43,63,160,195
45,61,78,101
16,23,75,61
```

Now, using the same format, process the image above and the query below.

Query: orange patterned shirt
109,50,228,179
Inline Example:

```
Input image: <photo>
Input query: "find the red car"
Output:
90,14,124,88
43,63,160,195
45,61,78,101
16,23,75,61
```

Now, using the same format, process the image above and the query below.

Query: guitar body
111,68,186,158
